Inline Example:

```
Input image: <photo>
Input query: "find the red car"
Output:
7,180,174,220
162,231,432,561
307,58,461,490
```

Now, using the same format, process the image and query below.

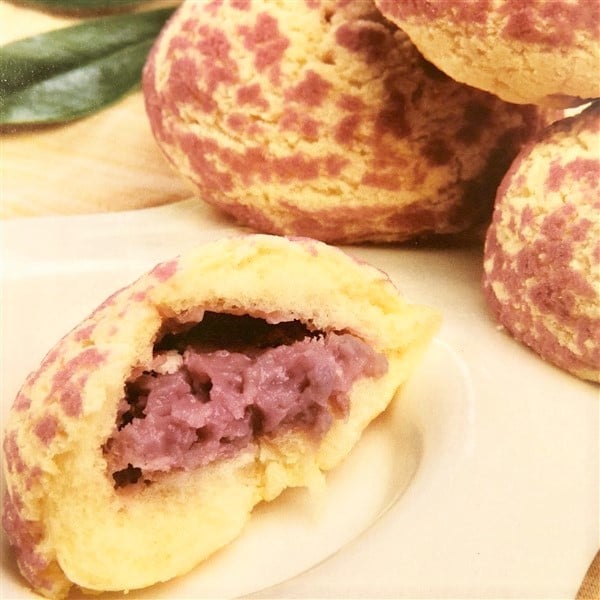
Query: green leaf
0,7,175,126
16,0,150,12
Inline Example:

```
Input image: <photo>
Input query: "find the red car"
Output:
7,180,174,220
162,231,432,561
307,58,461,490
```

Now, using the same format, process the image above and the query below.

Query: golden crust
2,234,440,598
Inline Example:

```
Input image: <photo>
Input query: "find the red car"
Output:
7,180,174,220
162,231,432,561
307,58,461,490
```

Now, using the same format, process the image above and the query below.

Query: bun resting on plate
2,234,440,598
483,102,600,382
374,0,600,107
143,0,545,244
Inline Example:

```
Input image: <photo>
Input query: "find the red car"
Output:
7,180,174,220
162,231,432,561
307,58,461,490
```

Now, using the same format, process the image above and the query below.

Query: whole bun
483,102,600,382
374,0,600,107
144,0,544,243
2,234,440,598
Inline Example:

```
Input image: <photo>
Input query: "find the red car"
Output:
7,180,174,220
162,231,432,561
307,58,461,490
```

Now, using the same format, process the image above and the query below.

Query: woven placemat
577,551,600,599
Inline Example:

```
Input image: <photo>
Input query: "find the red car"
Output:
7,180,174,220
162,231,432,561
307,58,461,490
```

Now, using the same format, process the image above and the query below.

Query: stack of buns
143,0,598,380
2,1,598,598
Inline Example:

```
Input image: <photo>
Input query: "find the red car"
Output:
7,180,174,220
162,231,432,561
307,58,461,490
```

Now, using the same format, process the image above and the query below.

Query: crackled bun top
143,0,543,243
483,102,600,382
375,0,600,106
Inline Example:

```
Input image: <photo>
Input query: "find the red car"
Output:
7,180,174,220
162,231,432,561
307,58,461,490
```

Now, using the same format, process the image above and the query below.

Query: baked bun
374,0,600,107
143,0,544,244
2,234,440,598
483,102,600,382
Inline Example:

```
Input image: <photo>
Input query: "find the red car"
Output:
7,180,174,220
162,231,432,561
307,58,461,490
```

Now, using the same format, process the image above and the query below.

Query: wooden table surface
0,0,192,219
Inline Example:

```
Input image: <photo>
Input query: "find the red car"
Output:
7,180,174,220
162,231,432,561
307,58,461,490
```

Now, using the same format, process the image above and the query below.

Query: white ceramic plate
1,200,597,599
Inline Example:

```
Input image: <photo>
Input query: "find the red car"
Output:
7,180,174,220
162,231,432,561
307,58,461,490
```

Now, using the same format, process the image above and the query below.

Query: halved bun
2,234,440,598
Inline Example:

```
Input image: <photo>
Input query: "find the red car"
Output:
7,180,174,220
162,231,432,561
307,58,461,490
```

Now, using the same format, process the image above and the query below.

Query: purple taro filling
104,313,387,487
